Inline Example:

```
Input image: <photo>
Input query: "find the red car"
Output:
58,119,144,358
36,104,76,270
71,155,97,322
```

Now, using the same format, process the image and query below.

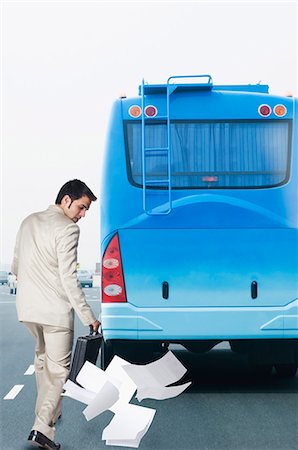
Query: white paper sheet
64,352,191,448
105,356,137,412
76,361,107,393
62,379,96,405
105,439,140,448
83,380,119,421
136,381,192,401
106,413,156,448
122,351,187,388
102,403,156,446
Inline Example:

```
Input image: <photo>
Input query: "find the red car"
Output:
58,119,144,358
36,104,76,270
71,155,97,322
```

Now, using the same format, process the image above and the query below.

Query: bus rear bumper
101,298,298,341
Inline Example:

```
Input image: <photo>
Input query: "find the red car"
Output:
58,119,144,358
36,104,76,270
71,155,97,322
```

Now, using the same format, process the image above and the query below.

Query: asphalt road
0,285,297,450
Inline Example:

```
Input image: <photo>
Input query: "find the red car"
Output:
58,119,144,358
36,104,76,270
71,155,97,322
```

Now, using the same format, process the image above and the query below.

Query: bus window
126,120,291,188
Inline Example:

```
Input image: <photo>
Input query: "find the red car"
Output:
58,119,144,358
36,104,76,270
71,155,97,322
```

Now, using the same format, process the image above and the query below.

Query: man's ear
61,195,71,206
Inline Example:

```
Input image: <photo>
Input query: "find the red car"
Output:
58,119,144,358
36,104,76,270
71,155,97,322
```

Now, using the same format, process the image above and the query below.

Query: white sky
1,0,297,270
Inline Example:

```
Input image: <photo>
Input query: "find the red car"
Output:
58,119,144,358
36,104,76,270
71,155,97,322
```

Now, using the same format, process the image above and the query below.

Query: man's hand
90,320,101,333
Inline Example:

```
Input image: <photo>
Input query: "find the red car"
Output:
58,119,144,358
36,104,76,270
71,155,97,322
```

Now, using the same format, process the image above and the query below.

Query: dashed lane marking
3,385,24,400
24,365,35,375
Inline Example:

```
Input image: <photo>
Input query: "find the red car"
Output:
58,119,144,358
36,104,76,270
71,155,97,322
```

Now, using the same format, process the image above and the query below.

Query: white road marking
0,301,16,304
3,385,24,400
24,365,35,375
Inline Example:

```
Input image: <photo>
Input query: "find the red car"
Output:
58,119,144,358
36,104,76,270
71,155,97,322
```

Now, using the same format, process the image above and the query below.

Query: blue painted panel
118,228,297,308
101,298,298,340
122,91,294,121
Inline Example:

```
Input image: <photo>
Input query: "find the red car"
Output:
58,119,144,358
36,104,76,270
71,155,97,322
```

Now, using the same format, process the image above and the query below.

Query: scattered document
102,403,156,448
83,380,119,421
123,351,187,388
105,355,136,412
122,351,190,401
64,350,191,448
76,361,107,393
136,381,192,402
62,379,96,405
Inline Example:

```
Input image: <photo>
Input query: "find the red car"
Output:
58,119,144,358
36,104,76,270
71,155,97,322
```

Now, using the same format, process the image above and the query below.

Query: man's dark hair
55,179,97,204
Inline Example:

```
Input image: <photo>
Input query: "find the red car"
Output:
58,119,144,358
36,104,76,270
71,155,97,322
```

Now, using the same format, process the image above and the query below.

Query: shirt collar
47,204,65,215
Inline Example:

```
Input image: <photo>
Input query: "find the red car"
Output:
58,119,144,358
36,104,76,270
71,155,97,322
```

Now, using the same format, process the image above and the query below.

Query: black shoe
28,430,61,449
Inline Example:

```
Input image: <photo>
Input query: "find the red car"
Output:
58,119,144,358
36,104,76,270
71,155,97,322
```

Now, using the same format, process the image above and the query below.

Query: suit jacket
12,205,97,330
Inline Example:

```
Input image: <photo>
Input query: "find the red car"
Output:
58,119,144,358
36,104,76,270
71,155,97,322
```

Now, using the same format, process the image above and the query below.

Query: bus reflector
145,105,158,117
102,234,127,303
129,105,142,118
274,104,287,117
258,104,271,117
202,176,218,182
103,284,123,296
103,258,119,269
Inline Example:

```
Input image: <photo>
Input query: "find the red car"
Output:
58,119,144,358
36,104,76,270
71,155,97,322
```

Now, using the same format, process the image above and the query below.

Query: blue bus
100,75,298,376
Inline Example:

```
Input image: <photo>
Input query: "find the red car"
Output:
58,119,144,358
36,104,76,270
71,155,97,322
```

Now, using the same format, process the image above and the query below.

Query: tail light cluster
102,234,127,303
258,103,287,117
128,104,158,118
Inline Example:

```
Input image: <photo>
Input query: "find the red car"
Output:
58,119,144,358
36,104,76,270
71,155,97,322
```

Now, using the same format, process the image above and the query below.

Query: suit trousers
24,322,74,440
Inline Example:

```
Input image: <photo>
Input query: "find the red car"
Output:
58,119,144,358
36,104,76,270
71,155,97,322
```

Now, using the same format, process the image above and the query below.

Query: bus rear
100,75,298,375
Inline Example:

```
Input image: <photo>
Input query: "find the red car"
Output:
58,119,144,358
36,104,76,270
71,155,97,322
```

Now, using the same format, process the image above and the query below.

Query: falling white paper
122,351,187,388
102,403,156,448
83,380,119,421
64,351,191,448
106,414,154,448
105,356,137,412
64,358,133,421
76,361,107,393
62,379,96,405
136,381,192,401
105,440,140,448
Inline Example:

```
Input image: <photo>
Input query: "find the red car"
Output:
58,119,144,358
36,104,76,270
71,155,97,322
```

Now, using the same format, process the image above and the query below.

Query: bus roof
139,83,269,96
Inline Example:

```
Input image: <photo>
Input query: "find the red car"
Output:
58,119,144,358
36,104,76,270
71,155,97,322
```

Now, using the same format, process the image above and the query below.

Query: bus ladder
141,75,213,216
141,78,172,215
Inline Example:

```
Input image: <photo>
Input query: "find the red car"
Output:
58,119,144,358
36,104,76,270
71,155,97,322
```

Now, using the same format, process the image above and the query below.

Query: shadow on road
171,346,298,394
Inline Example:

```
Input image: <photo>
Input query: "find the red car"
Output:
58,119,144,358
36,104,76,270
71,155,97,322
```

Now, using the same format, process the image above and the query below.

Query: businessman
12,179,101,449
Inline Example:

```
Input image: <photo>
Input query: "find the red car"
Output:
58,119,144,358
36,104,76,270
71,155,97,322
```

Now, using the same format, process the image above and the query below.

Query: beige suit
12,205,97,440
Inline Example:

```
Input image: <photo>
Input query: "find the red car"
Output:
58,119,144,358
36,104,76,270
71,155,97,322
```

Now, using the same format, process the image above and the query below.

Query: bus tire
274,363,298,377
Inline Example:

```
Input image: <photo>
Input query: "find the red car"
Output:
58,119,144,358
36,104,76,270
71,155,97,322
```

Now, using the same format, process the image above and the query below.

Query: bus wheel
274,363,298,377
100,340,114,370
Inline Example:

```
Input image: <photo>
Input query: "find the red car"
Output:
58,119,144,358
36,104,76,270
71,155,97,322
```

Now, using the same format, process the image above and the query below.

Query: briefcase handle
89,325,100,336
89,325,101,336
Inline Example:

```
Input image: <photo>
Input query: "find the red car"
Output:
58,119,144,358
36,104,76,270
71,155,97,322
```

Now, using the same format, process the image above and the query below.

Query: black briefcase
69,326,102,384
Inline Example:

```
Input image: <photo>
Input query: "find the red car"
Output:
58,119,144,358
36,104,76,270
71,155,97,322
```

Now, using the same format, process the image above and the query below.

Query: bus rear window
125,120,291,188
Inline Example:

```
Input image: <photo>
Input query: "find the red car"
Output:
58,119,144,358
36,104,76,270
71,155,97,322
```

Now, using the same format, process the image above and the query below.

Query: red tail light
102,234,127,303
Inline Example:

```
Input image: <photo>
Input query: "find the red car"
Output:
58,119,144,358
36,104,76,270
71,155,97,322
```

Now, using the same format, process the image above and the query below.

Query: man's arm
56,223,100,328
11,229,20,276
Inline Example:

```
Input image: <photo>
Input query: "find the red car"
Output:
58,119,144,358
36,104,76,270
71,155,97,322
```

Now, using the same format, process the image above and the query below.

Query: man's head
55,179,97,223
